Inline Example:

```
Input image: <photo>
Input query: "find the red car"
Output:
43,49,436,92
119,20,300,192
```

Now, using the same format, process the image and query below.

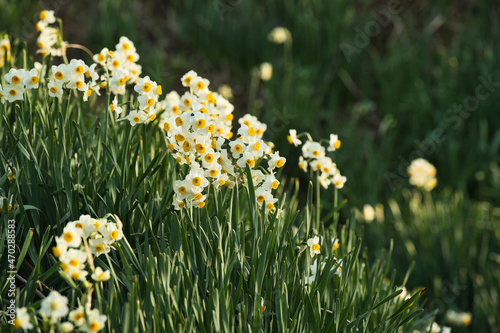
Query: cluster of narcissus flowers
14,290,106,332
407,158,437,191
93,36,143,91
52,214,123,275
36,10,67,57
41,214,120,331
156,71,285,211
0,67,41,103
0,32,11,68
47,59,101,100
121,76,162,125
303,235,342,286
288,129,347,189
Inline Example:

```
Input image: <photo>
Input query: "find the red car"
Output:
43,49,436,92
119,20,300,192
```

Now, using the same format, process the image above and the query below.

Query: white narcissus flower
307,236,321,258
259,62,273,81
15,307,33,329
287,129,302,146
1,83,25,103
92,267,111,282
60,224,84,248
407,158,437,191
39,290,69,320
327,134,341,151
268,27,291,44
109,96,124,115
80,308,107,332
61,322,74,332
362,204,375,222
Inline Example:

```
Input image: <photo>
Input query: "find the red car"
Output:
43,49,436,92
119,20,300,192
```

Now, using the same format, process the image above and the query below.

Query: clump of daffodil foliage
0,10,435,332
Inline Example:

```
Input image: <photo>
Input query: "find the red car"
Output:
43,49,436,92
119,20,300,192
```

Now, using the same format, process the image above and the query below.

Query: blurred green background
1,0,499,331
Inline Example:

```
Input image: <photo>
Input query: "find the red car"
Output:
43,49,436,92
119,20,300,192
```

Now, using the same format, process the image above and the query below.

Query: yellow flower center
164,123,171,131
75,312,84,320
275,159,284,168
112,60,120,68
133,116,141,123
178,186,187,194
192,177,202,186
75,65,84,74
149,114,156,122
196,144,206,153
334,140,341,149
172,105,179,113
267,203,275,211
147,98,155,106
198,201,206,208
183,141,191,152
90,322,100,331
110,230,119,239
257,195,265,203
52,246,61,258
193,193,202,201
9,89,16,96
312,244,320,252
248,127,256,136
39,10,47,20
196,119,206,128
97,54,105,62
95,245,104,252
184,76,192,85
12,75,21,84
312,150,319,156
55,71,64,80
31,76,39,85
205,154,214,163
50,86,58,94
209,169,218,177
183,98,191,106
234,144,243,153
75,81,83,89
69,259,79,267
175,117,183,126
272,180,279,190
63,232,73,242
196,81,205,90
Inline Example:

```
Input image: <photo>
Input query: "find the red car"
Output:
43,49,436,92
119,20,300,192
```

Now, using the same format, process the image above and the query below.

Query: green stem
333,187,339,230
315,171,320,232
